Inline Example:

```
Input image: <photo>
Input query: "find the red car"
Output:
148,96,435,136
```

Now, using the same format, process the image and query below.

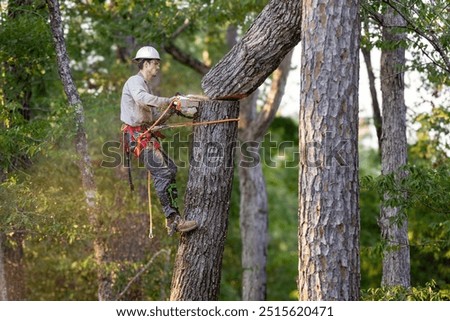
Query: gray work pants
140,146,179,218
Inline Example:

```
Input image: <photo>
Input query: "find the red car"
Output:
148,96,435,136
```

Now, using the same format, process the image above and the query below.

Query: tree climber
120,46,198,236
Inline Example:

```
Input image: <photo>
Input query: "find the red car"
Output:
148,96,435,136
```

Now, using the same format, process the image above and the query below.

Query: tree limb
361,46,382,152
201,0,302,99
116,249,171,301
163,42,210,76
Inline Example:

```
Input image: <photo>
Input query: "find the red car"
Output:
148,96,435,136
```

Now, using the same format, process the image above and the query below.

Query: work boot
166,213,198,236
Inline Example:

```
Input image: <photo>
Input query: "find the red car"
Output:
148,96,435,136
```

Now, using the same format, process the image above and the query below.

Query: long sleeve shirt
120,72,171,126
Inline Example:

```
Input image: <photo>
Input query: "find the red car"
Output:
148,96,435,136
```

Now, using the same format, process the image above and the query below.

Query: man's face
143,60,160,80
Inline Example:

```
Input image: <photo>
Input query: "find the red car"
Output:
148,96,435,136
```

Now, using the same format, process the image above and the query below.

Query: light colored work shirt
120,72,171,126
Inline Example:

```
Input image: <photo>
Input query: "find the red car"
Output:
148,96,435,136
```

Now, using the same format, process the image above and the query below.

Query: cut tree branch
201,0,302,99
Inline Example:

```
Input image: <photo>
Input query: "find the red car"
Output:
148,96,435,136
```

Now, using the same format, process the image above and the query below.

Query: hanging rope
148,171,153,239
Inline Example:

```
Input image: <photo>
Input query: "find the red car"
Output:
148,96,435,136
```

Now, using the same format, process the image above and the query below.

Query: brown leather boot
166,214,198,236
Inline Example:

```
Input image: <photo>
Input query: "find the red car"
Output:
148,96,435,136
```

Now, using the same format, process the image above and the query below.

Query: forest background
0,0,449,300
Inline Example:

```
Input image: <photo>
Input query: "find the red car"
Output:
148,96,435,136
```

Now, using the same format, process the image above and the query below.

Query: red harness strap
121,124,163,157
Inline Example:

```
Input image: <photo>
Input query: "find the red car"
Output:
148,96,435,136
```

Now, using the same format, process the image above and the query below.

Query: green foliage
411,106,450,164
362,0,450,86
361,163,450,217
0,0,64,172
362,280,450,301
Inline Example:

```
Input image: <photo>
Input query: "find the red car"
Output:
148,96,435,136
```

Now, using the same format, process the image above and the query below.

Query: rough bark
239,50,293,301
379,8,410,288
0,234,7,301
170,100,239,301
298,0,361,300
201,0,302,99
361,47,382,152
2,232,25,300
46,0,113,300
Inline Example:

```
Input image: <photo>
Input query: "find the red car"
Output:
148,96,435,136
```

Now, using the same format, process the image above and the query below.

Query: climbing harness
121,98,239,238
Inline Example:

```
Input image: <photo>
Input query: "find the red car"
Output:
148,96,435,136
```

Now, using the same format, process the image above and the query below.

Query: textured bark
201,0,301,99
46,0,113,300
298,0,360,300
170,100,239,301
362,47,382,152
379,8,410,287
238,161,268,300
0,234,7,301
239,51,294,301
3,232,25,300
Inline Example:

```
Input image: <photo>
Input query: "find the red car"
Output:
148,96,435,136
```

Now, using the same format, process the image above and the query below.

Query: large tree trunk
170,100,239,301
379,8,410,287
167,0,299,301
201,0,302,99
298,0,361,300
46,0,113,300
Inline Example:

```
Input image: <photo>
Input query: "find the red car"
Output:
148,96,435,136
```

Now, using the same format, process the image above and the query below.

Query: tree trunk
46,0,113,300
238,161,268,300
298,0,360,300
201,0,301,99
379,8,410,287
0,233,8,301
170,100,239,301
239,50,293,301
361,47,382,152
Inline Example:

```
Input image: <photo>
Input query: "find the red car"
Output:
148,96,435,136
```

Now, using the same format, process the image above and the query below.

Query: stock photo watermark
100,131,352,169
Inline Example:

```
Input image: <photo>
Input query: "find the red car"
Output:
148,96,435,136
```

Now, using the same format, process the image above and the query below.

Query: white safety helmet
133,46,160,61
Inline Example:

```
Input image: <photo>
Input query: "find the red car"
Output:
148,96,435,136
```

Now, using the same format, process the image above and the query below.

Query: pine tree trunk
46,0,113,300
379,9,410,287
201,0,302,99
170,100,239,301
298,0,361,300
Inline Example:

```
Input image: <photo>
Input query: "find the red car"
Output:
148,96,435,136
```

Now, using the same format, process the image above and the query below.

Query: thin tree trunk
201,0,302,99
239,50,294,301
0,233,8,301
46,0,113,300
379,8,410,287
298,0,361,300
238,161,268,300
361,47,382,152
170,100,239,301
2,232,25,300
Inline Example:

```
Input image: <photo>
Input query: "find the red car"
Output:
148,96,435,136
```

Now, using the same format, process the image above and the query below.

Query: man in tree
121,46,198,236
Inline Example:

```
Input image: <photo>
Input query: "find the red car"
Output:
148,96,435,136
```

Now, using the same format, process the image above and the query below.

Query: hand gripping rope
143,98,239,238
